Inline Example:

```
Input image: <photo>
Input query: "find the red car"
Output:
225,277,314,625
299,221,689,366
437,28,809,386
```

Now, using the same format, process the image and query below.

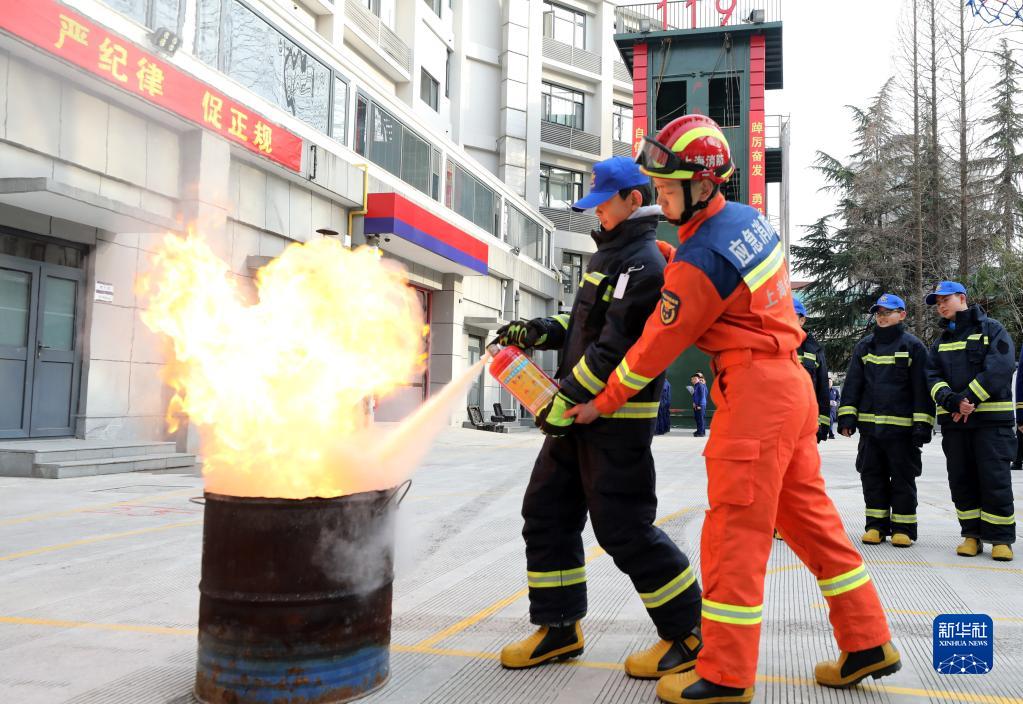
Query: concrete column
429,273,466,425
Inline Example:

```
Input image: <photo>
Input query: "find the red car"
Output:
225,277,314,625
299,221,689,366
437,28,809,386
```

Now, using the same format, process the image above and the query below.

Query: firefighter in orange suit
566,115,899,704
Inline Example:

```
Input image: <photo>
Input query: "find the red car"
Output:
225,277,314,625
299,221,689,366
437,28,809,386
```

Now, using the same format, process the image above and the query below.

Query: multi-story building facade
0,0,608,452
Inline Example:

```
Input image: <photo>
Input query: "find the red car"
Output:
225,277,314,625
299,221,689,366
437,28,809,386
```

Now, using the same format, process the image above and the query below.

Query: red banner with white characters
747,34,766,214
0,0,303,172
631,43,648,158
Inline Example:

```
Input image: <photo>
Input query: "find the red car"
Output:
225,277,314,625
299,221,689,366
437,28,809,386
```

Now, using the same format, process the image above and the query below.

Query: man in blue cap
838,294,932,547
494,156,703,677
925,282,1016,561
794,299,832,444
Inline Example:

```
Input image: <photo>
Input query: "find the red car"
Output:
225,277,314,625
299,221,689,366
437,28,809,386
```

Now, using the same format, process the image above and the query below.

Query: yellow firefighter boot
956,537,981,557
624,628,702,679
992,544,1014,561
861,529,883,545
656,670,754,703
500,623,583,669
815,641,901,688
890,533,913,548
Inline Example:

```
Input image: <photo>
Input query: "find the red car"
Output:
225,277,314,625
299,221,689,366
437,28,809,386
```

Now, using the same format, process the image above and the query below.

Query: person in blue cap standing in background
838,294,933,547
690,373,707,437
794,299,831,444
494,156,704,678
925,281,1016,561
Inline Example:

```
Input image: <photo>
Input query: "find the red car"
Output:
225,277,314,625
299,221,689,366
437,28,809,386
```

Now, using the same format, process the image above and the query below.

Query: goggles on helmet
636,136,732,181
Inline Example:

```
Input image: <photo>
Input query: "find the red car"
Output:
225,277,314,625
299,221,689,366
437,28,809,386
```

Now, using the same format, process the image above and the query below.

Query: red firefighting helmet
637,114,735,183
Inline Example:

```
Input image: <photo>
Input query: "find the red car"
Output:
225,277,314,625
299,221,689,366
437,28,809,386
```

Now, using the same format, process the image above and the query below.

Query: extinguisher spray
487,344,559,416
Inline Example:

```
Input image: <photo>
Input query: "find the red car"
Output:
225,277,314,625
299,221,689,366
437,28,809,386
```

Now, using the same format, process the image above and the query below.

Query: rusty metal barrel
194,486,406,704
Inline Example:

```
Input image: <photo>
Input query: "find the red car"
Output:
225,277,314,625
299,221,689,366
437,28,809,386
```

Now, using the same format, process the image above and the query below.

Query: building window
541,82,584,130
445,49,452,98
447,160,500,236
195,0,331,133
542,1,585,49
424,0,442,17
561,252,583,298
101,0,184,31
612,102,633,142
420,69,439,111
656,80,687,130
354,97,437,199
365,0,380,14
332,76,348,143
709,76,741,128
507,205,549,266
540,165,583,209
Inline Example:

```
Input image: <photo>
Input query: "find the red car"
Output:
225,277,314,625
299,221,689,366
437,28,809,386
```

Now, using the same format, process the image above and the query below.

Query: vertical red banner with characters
631,43,649,158
748,34,766,214
0,0,303,172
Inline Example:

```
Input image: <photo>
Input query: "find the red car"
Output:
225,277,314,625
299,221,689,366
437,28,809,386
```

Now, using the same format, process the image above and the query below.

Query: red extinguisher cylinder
488,344,559,416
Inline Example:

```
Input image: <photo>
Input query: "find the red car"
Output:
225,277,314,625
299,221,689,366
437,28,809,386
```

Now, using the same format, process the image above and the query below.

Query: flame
138,234,428,499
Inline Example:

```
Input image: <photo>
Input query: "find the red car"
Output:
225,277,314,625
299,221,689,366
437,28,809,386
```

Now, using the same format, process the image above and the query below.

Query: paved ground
1,427,1022,704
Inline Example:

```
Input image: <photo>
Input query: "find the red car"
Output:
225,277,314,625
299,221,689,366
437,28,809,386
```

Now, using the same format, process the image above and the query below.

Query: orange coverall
592,194,891,688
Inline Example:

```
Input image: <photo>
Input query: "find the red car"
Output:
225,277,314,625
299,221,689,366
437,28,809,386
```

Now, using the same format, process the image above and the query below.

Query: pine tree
979,39,1023,244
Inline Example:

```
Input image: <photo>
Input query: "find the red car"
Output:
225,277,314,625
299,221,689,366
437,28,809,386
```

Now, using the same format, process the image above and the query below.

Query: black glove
817,424,829,443
941,392,965,414
912,423,932,448
535,392,576,438
837,418,856,437
495,319,546,349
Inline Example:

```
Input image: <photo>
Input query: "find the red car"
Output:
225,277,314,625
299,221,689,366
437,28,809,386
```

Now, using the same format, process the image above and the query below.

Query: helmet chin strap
667,181,720,226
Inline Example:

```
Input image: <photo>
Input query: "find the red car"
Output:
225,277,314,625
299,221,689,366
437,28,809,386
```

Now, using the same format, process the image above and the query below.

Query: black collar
591,207,661,252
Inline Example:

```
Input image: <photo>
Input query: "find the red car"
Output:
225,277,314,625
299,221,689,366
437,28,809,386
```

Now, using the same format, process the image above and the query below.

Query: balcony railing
345,0,412,74
541,121,601,156
540,207,599,234
612,140,633,158
542,36,601,75
614,61,631,84
614,1,781,33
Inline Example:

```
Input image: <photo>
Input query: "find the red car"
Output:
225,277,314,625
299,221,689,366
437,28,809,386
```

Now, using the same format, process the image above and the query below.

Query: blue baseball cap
571,156,651,211
793,298,807,317
925,281,968,305
869,293,906,313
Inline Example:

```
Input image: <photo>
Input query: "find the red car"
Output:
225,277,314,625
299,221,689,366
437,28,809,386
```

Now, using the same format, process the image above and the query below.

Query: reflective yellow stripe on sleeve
701,599,763,626
614,359,653,391
582,272,607,287
819,415,831,425
968,379,990,401
837,406,858,417
553,313,570,330
930,381,950,400
640,567,697,609
913,413,935,425
527,566,587,588
572,357,606,396
818,564,871,598
800,352,817,362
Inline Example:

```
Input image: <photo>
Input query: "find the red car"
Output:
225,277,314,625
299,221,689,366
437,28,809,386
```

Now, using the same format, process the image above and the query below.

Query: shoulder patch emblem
660,290,680,326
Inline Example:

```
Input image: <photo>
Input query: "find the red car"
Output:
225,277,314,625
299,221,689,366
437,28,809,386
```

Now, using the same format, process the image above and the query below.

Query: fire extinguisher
487,344,559,416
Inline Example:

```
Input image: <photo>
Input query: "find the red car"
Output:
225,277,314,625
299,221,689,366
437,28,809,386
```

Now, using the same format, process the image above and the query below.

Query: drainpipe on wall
348,164,370,249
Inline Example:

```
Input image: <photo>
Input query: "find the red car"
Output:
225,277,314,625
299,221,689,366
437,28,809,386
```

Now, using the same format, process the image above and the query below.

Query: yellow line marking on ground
808,603,1023,623
0,616,196,636
868,559,1023,575
3,617,1021,703
0,488,197,527
415,506,702,648
0,519,201,562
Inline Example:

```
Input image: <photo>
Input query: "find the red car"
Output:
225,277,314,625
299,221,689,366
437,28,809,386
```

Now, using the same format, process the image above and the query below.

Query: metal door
0,255,83,438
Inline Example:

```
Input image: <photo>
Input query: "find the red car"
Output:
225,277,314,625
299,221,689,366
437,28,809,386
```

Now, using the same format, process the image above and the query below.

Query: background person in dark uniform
691,373,707,437
925,281,1016,562
494,156,703,678
794,299,831,443
828,379,840,439
837,294,933,548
